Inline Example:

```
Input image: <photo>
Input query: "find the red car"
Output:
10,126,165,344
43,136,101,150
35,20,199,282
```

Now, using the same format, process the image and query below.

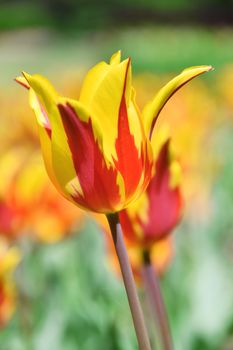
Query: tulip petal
29,89,51,138
19,73,79,199
79,61,110,106
79,51,123,107
120,140,182,246
16,77,63,194
80,57,134,160
110,50,121,65
15,76,30,90
143,65,213,139
114,59,148,199
141,140,183,241
58,102,124,212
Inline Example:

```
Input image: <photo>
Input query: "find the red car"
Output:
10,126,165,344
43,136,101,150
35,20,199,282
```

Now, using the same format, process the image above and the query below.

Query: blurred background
1,1,233,349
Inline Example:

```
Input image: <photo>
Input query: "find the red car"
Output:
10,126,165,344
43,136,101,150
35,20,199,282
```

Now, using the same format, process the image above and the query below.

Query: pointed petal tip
109,50,131,66
15,75,30,89
22,71,31,81
183,65,214,74
110,50,122,65
201,65,214,72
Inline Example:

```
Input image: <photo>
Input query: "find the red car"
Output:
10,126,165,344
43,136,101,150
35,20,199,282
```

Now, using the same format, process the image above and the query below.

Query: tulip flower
17,52,212,350
16,52,211,214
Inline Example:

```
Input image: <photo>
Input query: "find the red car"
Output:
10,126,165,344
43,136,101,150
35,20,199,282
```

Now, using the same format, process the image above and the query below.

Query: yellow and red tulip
119,137,182,248
16,51,212,214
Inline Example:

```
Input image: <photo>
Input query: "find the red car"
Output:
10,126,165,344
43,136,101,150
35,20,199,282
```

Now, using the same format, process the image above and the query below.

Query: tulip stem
107,213,151,350
142,249,173,350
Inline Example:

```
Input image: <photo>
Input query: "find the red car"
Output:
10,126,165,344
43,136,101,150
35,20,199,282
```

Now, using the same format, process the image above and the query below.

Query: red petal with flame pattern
58,104,122,212
114,59,144,198
138,141,182,243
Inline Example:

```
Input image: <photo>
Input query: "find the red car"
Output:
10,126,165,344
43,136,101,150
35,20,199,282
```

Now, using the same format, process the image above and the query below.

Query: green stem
107,213,151,350
142,249,173,350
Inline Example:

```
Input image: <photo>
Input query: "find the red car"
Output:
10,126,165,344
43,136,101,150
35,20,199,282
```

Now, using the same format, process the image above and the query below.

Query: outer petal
114,59,149,200
79,50,122,107
57,101,125,212
138,140,183,243
17,75,69,197
142,65,213,139
120,140,182,247
19,73,85,203
109,50,121,65
80,55,143,161
28,89,61,191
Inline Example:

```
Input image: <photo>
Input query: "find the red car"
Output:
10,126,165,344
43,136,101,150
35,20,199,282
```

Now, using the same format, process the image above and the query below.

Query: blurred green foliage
0,221,137,350
0,0,233,31
1,26,233,86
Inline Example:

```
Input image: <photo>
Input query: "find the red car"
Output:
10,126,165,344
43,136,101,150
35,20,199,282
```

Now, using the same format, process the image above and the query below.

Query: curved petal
120,139,183,246
15,78,61,194
80,56,133,160
140,140,183,242
15,76,30,89
57,102,125,212
114,59,145,198
109,50,121,65
19,73,81,200
142,65,213,139
79,51,122,106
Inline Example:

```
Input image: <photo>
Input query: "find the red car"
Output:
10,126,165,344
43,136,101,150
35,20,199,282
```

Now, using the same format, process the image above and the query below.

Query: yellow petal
79,57,133,160
79,61,111,107
22,73,77,199
150,123,170,161
25,81,66,195
15,76,29,89
143,65,213,138
169,160,182,189
29,89,51,129
22,72,58,113
110,50,121,65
